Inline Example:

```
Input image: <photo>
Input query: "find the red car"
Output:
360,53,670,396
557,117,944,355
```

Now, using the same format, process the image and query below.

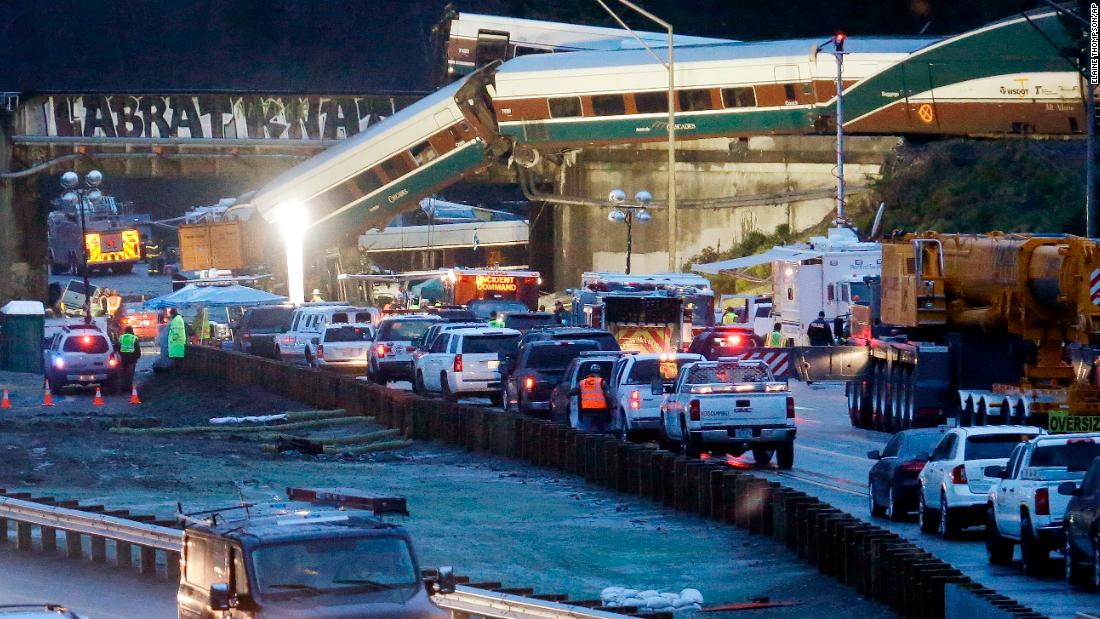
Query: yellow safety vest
119,333,138,353
766,331,783,347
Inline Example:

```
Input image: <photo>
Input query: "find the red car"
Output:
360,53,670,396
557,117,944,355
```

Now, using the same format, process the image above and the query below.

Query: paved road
0,544,176,618
743,381,1100,619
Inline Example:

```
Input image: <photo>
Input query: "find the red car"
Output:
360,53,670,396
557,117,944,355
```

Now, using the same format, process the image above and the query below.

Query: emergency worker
569,364,610,431
721,306,737,325
765,323,784,348
167,308,187,361
552,300,567,325
807,311,835,346
118,326,141,389
488,311,504,328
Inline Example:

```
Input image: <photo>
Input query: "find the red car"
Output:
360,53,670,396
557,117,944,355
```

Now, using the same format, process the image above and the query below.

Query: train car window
410,141,439,166
591,95,626,116
513,45,549,57
353,169,383,195
721,87,757,108
380,156,411,181
548,97,582,118
634,91,668,114
677,89,711,112
783,84,797,101
475,30,509,66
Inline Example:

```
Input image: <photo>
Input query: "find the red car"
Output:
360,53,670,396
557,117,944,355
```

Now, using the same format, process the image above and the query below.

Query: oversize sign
19,95,414,141
1048,411,1100,433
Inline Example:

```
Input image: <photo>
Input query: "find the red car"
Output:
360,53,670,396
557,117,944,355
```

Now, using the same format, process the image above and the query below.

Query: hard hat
312,289,321,295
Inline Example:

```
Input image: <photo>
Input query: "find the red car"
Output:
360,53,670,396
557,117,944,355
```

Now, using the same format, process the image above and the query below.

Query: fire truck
846,232,1100,432
48,196,142,275
571,272,715,353
443,268,540,309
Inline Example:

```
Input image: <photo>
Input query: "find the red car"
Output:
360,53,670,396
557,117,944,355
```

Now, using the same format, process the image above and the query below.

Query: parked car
312,323,375,371
117,307,161,341
686,326,763,360
502,340,599,416
867,428,946,521
516,327,621,352
0,605,83,619
918,425,1042,537
468,299,528,321
504,312,557,333
607,352,703,442
1061,455,1100,587
367,315,441,384
658,359,795,466
43,323,122,393
549,352,626,428
285,305,378,363
986,433,1100,575
414,327,520,403
431,306,479,322
232,305,296,359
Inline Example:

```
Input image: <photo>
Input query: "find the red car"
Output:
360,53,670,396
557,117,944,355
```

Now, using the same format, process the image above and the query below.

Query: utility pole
818,33,848,226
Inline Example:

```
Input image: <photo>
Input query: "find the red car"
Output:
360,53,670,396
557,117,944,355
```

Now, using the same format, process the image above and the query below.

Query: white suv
313,323,375,370
413,327,520,404
608,353,703,442
367,315,441,384
917,425,1042,538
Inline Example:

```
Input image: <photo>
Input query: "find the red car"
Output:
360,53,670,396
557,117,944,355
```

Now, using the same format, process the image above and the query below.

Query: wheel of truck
1066,532,1090,586
752,448,773,467
776,441,794,469
1020,516,1048,576
986,509,1015,565
680,421,701,458
304,348,315,368
846,383,859,427
616,409,632,443
413,371,426,395
500,388,513,412
440,372,456,401
489,392,503,408
857,381,873,429
49,251,66,275
47,375,64,395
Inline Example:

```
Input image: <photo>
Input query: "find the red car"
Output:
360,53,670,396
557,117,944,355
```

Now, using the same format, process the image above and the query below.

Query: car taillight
950,464,968,484
317,345,324,360
729,335,742,346
630,390,641,410
524,376,535,391
689,399,700,421
376,344,387,358
454,354,463,373
786,396,795,419
900,460,926,474
1035,487,1050,516
243,333,252,341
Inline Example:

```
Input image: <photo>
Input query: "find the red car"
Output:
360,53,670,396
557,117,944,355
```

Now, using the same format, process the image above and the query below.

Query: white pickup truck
985,433,1100,575
658,359,796,468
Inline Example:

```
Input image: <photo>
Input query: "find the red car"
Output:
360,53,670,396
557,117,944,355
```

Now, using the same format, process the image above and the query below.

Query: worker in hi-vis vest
118,325,141,389
765,323,784,347
167,308,187,360
569,364,610,432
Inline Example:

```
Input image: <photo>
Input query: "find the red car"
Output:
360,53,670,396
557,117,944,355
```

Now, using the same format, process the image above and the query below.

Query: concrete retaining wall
179,345,1044,619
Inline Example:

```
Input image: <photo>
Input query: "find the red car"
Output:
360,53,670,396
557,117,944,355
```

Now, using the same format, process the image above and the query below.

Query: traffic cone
1,390,9,409
129,383,141,405
42,380,53,407
93,387,104,407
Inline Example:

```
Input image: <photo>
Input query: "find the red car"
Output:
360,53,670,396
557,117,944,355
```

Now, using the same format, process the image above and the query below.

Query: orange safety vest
579,376,606,410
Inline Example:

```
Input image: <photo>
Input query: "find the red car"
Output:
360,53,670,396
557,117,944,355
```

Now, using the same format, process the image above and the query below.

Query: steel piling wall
179,346,1044,619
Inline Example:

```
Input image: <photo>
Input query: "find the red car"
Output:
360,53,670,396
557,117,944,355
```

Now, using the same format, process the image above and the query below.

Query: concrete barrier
178,346,1044,619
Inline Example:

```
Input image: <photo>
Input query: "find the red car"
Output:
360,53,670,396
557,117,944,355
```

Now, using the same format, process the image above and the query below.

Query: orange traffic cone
129,383,141,405
1,390,9,409
42,380,53,407
93,387,104,407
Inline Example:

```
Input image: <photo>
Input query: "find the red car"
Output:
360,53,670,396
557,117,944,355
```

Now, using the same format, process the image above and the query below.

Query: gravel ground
0,368,893,617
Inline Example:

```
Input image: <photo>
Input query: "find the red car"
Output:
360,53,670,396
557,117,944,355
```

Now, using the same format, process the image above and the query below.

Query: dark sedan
868,428,946,521
686,326,763,360
1062,456,1100,588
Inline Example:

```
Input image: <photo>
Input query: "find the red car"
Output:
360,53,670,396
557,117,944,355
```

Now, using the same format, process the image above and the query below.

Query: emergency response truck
443,268,540,309
48,196,142,276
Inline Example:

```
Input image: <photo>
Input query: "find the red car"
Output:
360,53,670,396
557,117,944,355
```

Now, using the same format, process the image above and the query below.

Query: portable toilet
0,300,45,373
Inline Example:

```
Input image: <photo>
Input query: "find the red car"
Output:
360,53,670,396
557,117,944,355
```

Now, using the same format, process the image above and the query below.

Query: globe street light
58,170,105,324
608,188,652,275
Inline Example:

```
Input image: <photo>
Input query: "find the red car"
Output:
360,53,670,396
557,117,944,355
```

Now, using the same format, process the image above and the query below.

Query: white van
285,305,380,363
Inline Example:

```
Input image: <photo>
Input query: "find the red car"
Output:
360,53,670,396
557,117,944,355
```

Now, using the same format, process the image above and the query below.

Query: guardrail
0,491,637,618
176,344,1050,619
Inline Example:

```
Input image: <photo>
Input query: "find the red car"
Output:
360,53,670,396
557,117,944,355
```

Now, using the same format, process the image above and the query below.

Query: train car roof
496,36,942,77
451,12,733,49
248,73,475,222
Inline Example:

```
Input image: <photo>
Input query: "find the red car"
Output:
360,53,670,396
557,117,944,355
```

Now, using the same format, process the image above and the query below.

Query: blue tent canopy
145,284,286,309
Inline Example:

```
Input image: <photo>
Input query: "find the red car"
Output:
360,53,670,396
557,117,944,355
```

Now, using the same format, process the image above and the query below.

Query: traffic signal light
835,32,846,51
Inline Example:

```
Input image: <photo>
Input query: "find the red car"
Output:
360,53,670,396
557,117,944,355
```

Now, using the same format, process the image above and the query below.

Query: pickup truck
658,359,795,468
985,433,1100,575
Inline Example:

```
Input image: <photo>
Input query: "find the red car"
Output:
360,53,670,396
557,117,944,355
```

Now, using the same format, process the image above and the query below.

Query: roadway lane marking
796,443,875,464
773,470,867,497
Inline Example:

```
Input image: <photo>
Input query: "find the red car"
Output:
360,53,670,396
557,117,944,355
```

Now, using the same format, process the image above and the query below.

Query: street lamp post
608,189,653,275
595,0,676,271
59,170,104,324
817,33,847,225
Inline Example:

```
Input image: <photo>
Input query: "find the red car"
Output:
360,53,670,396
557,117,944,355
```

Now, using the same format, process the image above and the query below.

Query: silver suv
43,324,121,393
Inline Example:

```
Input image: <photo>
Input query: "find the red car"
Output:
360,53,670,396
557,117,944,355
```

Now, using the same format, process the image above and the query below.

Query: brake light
317,345,324,360
376,344,387,358
454,354,463,373
900,460,926,474
786,396,795,419
243,333,252,341
1035,487,1050,516
524,376,535,391
950,464,968,484
689,399,700,421
107,353,119,368
729,335,742,346
283,336,293,344
630,390,641,410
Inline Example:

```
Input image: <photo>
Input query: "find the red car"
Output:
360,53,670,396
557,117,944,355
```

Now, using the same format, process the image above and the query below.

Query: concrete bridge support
0,112,48,304
543,135,898,288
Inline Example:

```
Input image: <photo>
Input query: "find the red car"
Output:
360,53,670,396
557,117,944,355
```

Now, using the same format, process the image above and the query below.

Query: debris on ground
601,586,704,612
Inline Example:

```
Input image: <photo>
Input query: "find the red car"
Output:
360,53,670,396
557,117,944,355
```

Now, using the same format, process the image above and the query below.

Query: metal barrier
0,493,631,618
